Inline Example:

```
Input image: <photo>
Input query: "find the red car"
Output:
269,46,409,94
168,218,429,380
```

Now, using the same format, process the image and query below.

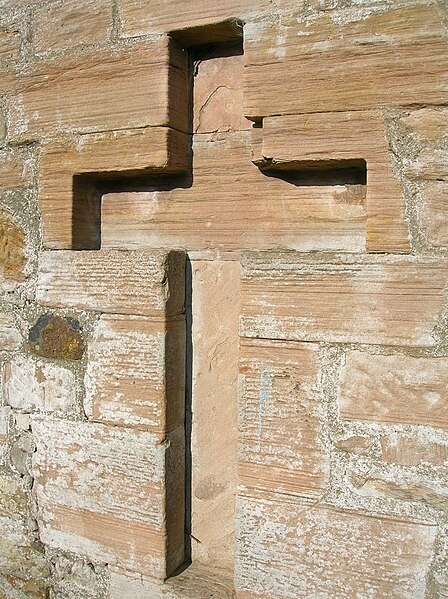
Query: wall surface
0,0,447,597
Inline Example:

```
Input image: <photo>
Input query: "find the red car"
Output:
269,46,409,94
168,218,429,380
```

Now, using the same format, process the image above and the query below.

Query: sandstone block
235,494,437,598
102,131,367,253
240,253,448,346
420,181,448,247
2,355,77,414
0,312,21,350
260,112,409,253
334,435,372,455
244,4,448,117
0,209,27,289
85,314,185,436
39,127,188,249
33,0,112,54
338,351,448,430
119,0,271,37
8,38,188,140
402,107,448,143
380,432,448,468
239,338,328,498
0,148,33,189
406,149,448,181
190,260,240,568
32,417,185,578
36,249,185,316
0,17,21,62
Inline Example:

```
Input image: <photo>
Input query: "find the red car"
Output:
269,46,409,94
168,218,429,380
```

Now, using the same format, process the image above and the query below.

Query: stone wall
0,0,447,597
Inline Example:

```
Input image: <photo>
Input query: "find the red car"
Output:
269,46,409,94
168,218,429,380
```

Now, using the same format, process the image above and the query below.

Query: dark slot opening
257,158,367,187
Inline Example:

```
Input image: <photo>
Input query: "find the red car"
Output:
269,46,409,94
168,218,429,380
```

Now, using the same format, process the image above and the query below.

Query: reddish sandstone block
402,107,448,144
119,0,270,37
0,16,21,62
240,253,448,347
102,131,367,253
39,127,188,249
239,338,328,498
32,417,185,578
338,351,448,430
85,314,185,436
245,4,448,118
8,38,188,140
260,111,409,253
36,249,185,317
33,0,112,54
235,494,437,598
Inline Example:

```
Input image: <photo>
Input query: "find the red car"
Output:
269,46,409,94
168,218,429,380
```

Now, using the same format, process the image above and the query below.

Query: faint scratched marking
257,365,272,452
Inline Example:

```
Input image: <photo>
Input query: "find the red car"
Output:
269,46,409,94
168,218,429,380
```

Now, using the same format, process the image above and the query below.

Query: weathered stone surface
28,314,85,360
0,406,12,465
7,38,188,140
334,435,373,455
102,131,367,253
0,474,50,593
239,338,327,498
110,563,235,599
338,352,448,430
33,0,112,54
0,312,21,349
85,314,185,436
2,355,77,413
402,107,448,143
193,53,250,134
353,471,448,513
260,111,409,253
36,250,185,316
235,494,437,598
0,17,21,62
244,4,448,117
380,432,448,468
39,127,188,249
406,149,448,181
50,552,108,599
420,181,448,247
119,0,272,37
240,253,448,347
0,209,27,289
0,148,33,189
190,260,239,569
32,417,185,578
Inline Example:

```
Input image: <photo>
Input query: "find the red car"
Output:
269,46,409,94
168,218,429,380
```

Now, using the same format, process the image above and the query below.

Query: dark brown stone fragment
28,314,85,360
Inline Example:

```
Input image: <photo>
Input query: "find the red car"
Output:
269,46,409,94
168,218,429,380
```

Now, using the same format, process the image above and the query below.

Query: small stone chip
29,314,85,360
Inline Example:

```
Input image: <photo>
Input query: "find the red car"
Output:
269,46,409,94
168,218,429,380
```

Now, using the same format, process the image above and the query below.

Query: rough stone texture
238,338,328,498
36,250,185,316
244,4,447,117
2,355,77,414
85,313,185,436
338,351,448,430
32,417,185,579
0,209,27,288
420,181,448,248
28,314,85,361
190,260,239,570
240,253,448,347
380,431,448,468
235,495,437,599
33,0,112,54
0,16,21,62
0,312,21,350
0,148,33,190
402,107,448,143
